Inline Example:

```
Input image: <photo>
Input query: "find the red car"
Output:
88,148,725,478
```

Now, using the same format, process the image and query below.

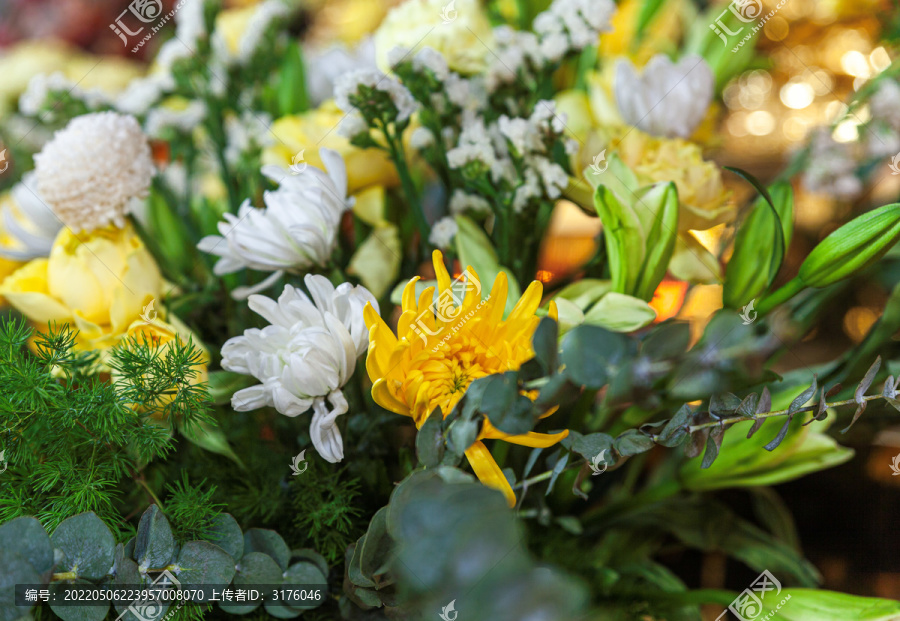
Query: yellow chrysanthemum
363,250,569,507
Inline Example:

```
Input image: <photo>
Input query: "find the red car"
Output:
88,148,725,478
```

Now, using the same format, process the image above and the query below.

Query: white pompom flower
221,277,378,462
615,54,714,140
197,148,352,298
33,112,154,233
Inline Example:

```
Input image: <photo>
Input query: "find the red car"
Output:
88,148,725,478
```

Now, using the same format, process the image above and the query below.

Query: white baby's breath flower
428,216,458,249
533,0,616,52
334,68,417,122
338,111,369,139
615,54,714,139
533,156,569,199
448,113,513,182
19,72,109,116
305,37,377,106
222,278,378,462
486,26,542,91
33,112,154,233
0,173,62,261
388,46,450,80
224,110,274,166
448,189,492,215
176,0,208,46
410,127,435,150
513,168,542,213
197,148,352,289
145,101,208,137
869,79,900,131
115,74,174,116
238,0,290,61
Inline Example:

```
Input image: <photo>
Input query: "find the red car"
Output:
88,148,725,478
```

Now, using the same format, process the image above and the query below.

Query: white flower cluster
487,0,616,91
802,129,865,200
446,112,512,183
498,102,572,210
387,46,450,81
115,74,176,116
533,0,616,61
19,72,109,117
33,112,154,233
304,37,378,106
238,0,291,61
198,148,352,295
224,110,275,166
145,101,208,137
428,216,458,249
448,189,492,215
615,54,715,139
334,68,418,136
222,277,378,463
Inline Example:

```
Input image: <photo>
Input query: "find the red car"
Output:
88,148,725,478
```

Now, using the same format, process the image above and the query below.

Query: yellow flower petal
465,441,516,507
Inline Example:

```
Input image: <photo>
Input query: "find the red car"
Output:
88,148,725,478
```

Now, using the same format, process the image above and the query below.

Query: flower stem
756,276,805,315
686,394,884,433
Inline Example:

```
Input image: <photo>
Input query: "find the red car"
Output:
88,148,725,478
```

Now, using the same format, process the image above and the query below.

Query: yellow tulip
0,223,163,353
263,101,399,193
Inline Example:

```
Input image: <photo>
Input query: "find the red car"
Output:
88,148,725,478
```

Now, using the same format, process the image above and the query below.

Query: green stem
384,127,430,256
756,276,805,315
687,394,885,433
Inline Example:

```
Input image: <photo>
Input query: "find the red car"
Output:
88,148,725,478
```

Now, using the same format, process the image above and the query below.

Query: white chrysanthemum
197,148,352,295
222,278,378,462
615,54,714,139
33,112,154,233
428,216,458,249
0,173,63,261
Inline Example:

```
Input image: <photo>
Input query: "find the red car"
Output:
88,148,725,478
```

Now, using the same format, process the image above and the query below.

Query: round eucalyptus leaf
49,581,110,621
243,529,290,570
234,551,282,585
289,549,328,579
50,513,115,580
0,517,53,574
284,561,327,611
0,550,41,621
204,513,243,561
135,505,175,570
175,541,236,585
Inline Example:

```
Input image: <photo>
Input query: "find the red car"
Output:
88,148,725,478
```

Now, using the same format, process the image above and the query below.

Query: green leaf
593,185,644,294
0,549,41,621
276,41,308,115
416,407,445,468
454,215,521,315
347,224,402,299
657,404,695,447
761,589,900,620
219,552,278,614
614,429,656,456
560,325,631,389
49,581,110,621
207,371,257,406
563,432,614,460
799,203,900,287
290,549,328,579
243,529,290,571
641,321,691,360
203,513,244,561
635,0,667,39
347,539,375,589
765,377,817,451
0,516,53,573
51,512,115,580
584,292,657,332
359,508,393,587
632,182,678,301
553,279,611,309
284,561,328,610
531,317,559,374
175,541,236,585
177,417,246,469
724,181,792,308
478,372,535,435
135,505,175,570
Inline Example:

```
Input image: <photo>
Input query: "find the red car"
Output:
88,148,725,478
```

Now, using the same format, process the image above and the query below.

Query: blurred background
0,0,898,605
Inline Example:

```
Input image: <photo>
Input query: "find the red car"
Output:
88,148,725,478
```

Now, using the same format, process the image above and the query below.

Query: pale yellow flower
373,0,494,74
263,101,399,193
0,223,163,353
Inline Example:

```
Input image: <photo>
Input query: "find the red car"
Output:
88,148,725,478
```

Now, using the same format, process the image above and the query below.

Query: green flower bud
799,203,900,287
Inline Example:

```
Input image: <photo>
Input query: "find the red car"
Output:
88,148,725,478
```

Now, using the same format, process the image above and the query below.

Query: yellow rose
263,101,399,193
0,223,163,352
373,0,494,74
613,130,734,232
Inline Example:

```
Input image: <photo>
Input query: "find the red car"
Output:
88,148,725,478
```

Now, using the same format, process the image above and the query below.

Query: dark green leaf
747,387,771,438
203,513,244,561
701,425,726,469
546,451,570,496
359,508,393,587
657,404,695,447
0,516,53,573
532,317,559,374
135,505,175,570
614,429,656,456
244,529,290,571
560,325,630,389
0,549,41,621
416,407,445,468
51,512,115,580
843,357,881,433
175,541,236,585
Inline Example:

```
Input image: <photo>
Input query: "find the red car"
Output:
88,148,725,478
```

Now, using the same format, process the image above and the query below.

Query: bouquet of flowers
1,0,900,619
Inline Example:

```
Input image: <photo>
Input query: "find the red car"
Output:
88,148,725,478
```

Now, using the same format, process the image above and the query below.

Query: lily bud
799,203,900,288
